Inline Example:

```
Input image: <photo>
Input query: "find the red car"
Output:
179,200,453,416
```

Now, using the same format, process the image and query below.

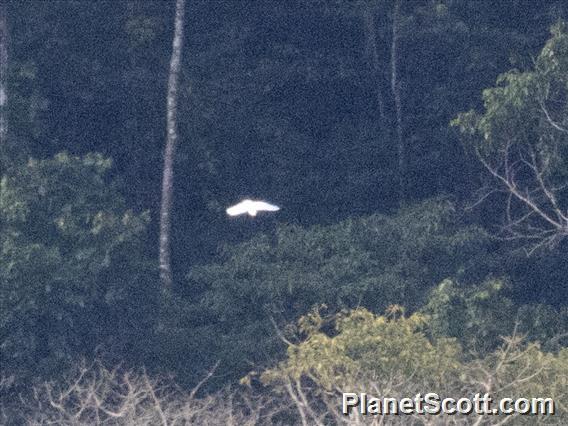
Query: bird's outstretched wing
226,200,251,216
252,200,280,212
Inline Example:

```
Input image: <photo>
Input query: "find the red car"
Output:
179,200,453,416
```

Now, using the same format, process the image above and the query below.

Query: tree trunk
159,0,186,291
362,2,385,122
390,0,404,205
0,0,8,150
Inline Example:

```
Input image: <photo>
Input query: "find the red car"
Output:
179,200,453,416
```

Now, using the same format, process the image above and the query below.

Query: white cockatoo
226,199,280,217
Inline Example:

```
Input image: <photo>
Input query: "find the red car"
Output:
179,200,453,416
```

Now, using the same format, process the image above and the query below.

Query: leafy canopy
260,306,462,389
0,153,152,381
181,198,492,382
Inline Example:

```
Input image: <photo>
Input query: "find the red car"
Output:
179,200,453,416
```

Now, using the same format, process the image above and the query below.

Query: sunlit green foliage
259,307,567,424
261,307,461,389
470,342,568,420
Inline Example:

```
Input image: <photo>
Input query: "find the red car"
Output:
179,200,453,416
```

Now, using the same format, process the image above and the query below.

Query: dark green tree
169,198,494,384
0,153,153,382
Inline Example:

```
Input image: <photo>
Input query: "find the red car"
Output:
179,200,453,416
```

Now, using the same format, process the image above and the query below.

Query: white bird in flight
226,199,280,217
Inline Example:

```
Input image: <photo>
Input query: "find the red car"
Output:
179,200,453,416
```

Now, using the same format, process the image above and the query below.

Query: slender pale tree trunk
390,0,404,205
363,2,385,122
0,0,8,150
159,0,186,291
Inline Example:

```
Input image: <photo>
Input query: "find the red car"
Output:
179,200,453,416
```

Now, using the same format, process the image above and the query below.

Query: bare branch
539,98,568,133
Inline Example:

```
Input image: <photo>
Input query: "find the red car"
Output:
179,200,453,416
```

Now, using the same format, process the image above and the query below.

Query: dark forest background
0,1,567,424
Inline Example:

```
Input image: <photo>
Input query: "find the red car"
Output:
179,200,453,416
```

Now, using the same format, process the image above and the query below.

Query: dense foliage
0,153,155,383
258,308,567,424
453,22,568,253
179,199,494,383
